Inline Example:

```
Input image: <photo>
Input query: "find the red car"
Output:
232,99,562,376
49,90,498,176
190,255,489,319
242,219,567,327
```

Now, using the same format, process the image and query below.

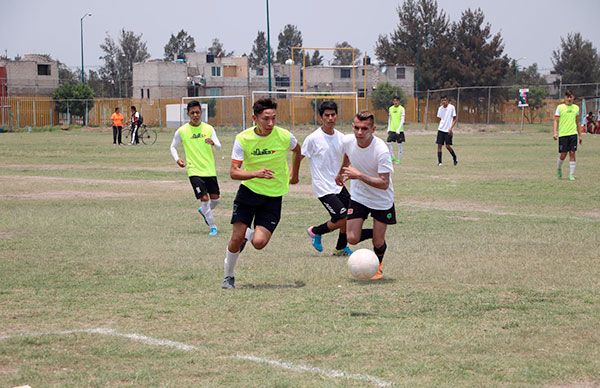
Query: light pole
80,12,92,83
515,56,526,81
265,0,272,92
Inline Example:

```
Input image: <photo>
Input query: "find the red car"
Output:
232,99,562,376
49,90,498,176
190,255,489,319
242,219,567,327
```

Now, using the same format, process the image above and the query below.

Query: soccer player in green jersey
222,98,301,289
553,90,582,181
170,101,221,236
386,96,406,164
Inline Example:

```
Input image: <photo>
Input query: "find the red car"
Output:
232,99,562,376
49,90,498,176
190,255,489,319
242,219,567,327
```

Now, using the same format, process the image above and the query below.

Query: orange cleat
371,263,384,280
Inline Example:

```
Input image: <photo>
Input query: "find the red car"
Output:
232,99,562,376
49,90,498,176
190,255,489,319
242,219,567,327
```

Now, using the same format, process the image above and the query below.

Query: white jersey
301,127,345,198
341,134,394,210
437,103,457,132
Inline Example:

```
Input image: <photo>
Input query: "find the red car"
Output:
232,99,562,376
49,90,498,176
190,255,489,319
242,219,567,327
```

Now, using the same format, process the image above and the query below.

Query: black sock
312,222,331,235
335,232,347,250
449,150,457,162
437,151,442,164
359,228,373,242
373,242,387,264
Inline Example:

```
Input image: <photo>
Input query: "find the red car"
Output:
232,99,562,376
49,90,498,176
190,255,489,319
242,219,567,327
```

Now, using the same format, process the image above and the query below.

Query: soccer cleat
306,227,323,252
198,207,209,225
453,159,458,166
209,226,218,236
568,174,575,181
370,263,384,280
393,158,401,165
222,276,235,289
438,163,443,166
557,169,562,179
333,246,353,256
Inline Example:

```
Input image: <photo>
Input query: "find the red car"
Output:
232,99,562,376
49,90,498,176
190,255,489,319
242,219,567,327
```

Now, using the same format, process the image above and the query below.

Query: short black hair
130,105,137,111
392,96,400,100
355,110,375,125
318,101,338,116
565,90,574,98
187,100,201,112
440,95,448,100
253,98,277,115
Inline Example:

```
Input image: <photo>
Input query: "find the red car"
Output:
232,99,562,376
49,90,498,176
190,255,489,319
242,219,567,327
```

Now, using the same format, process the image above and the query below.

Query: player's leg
396,133,405,163
346,200,373,245
251,195,282,250
557,136,569,179
190,177,215,232
568,146,577,181
205,177,221,236
445,134,457,165
223,221,249,289
117,126,123,145
112,126,118,144
370,205,397,280
307,189,349,253
436,131,444,165
386,132,398,163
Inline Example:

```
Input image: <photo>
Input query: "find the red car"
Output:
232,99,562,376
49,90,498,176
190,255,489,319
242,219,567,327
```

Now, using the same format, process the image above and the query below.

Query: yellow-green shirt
555,103,580,137
388,105,405,133
235,126,292,197
178,122,217,177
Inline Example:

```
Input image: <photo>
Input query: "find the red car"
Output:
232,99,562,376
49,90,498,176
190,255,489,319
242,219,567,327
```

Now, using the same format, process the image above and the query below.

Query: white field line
0,328,393,387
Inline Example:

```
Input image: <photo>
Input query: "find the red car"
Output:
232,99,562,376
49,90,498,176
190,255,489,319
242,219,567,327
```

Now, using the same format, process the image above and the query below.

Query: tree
276,24,303,64
371,82,407,112
310,50,323,66
53,82,95,120
57,61,78,85
374,0,453,90
208,38,233,57
552,33,600,94
332,42,361,65
98,29,150,97
164,30,196,61
446,8,509,88
248,31,273,68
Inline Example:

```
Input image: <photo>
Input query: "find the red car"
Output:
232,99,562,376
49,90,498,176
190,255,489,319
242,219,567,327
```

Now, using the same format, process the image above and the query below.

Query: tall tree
332,42,361,65
552,33,600,85
446,8,509,87
57,61,78,85
163,30,196,61
276,24,303,64
98,29,150,97
374,0,452,90
310,50,323,66
208,38,233,57
248,31,273,68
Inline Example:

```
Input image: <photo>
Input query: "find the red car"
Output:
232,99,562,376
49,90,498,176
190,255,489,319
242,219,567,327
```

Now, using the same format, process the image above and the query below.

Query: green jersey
235,126,292,197
178,122,217,177
555,103,580,137
388,105,405,133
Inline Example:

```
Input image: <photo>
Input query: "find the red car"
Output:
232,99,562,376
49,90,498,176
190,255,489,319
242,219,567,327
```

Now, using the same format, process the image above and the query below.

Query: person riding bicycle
130,106,142,145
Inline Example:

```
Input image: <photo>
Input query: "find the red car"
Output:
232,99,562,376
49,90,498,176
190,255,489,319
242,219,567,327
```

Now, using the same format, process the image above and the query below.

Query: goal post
179,95,246,130
251,90,358,130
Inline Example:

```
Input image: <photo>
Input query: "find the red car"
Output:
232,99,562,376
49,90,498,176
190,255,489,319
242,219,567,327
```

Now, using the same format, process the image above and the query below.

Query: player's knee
347,232,360,245
252,238,269,250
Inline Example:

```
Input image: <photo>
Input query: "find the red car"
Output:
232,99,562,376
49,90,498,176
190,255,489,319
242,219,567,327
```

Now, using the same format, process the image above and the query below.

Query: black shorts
318,186,351,222
558,134,578,152
386,131,405,143
231,184,282,233
436,130,453,145
189,176,220,199
347,200,397,225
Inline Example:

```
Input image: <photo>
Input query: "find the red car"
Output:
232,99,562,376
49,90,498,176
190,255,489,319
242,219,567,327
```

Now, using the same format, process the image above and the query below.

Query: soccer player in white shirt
336,111,396,280
436,95,458,166
293,101,353,256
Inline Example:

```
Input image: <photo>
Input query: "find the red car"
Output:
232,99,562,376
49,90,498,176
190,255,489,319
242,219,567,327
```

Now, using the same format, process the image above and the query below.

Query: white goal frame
180,95,246,129
251,91,359,114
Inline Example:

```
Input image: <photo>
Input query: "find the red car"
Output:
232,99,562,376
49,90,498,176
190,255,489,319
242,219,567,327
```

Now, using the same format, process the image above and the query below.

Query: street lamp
265,0,272,92
515,56,526,81
80,12,92,83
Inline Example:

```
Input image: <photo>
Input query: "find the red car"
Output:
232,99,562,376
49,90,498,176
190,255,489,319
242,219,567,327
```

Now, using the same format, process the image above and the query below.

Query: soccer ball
347,249,379,280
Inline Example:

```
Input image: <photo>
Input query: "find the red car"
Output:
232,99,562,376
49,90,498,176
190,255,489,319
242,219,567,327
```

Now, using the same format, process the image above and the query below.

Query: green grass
1,127,599,387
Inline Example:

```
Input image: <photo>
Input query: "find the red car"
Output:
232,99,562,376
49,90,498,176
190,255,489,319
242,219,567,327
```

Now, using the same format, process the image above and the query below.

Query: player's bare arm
336,154,350,186
289,144,302,184
342,166,390,190
230,160,273,180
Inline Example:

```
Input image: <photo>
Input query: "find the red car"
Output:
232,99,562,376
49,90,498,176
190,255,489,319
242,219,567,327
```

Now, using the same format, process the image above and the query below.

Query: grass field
1,125,599,387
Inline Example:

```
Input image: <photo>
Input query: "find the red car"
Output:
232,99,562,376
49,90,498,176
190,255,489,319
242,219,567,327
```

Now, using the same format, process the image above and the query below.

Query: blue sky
3,0,598,74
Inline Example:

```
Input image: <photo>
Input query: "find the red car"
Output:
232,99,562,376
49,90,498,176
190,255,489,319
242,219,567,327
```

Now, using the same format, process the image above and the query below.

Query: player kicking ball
337,111,396,280
293,101,353,256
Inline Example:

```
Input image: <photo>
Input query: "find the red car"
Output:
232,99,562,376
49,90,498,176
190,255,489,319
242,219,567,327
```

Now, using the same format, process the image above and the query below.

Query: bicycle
123,124,157,145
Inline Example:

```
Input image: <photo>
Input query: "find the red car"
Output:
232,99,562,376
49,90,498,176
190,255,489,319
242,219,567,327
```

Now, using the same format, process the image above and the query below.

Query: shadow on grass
239,280,306,290
348,277,396,285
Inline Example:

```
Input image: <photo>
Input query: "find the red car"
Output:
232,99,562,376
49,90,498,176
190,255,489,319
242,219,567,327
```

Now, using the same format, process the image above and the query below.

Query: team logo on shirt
191,133,206,139
251,148,276,156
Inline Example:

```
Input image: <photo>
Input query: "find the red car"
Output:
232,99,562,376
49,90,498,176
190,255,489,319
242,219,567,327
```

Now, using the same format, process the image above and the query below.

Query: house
0,54,59,96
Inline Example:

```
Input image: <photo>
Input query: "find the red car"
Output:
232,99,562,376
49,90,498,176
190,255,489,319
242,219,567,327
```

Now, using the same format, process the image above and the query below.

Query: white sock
569,161,576,176
557,158,564,170
224,249,240,278
200,201,215,227
245,227,255,242
386,142,393,155
397,143,404,161
209,199,220,210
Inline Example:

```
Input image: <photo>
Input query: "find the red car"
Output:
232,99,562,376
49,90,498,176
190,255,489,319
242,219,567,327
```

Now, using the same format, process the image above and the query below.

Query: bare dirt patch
1,191,136,200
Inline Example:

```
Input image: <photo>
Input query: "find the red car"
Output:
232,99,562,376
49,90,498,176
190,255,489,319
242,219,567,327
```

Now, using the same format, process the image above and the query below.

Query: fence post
67,101,70,125
17,100,20,129
158,99,163,128
424,90,430,130
486,86,491,124
50,108,53,127
33,99,36,128
456,87,461,128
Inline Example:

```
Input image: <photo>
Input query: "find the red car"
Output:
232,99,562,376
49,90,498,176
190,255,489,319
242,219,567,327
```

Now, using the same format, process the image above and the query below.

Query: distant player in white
436,95,458,166
293,101,353,256
336,111,396,280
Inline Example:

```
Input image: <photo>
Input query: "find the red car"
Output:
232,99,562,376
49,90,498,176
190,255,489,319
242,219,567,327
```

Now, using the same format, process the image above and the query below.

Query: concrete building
0,54,59,96
132,60,188,99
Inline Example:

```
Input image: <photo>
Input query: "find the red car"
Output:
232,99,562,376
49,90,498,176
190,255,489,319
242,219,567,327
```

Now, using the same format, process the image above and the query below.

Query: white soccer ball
347,249,379,280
